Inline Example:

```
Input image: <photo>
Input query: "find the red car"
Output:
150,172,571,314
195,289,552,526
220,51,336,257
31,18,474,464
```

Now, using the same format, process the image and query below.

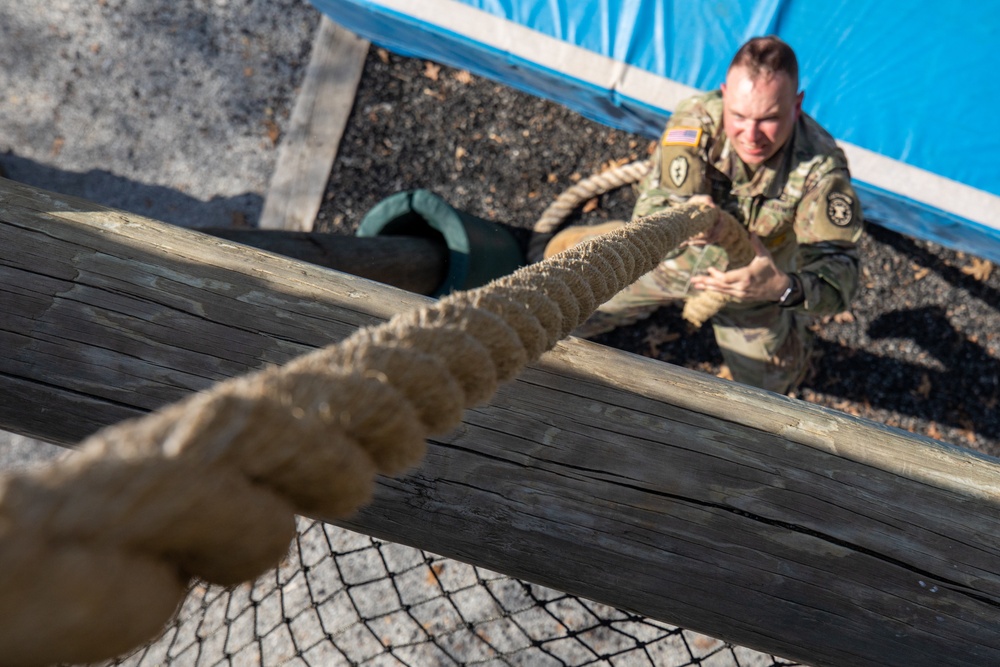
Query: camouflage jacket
634,90,864,316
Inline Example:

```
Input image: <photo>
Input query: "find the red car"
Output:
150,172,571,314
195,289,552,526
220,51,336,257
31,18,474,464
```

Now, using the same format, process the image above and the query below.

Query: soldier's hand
689,234,791,301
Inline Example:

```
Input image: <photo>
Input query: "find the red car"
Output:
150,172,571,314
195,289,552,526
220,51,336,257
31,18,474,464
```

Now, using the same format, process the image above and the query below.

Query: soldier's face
721,66,803,166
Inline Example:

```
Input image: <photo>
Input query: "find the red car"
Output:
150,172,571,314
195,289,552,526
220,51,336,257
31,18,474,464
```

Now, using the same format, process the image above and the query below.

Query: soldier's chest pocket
751,198,797,238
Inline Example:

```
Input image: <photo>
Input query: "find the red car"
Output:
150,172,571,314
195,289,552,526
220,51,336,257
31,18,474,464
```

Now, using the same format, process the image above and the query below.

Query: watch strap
777,273,804,308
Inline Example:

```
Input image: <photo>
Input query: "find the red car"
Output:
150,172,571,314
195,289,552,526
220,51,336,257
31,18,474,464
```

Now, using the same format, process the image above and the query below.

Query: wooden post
3,178,1000,667
200,228,448,295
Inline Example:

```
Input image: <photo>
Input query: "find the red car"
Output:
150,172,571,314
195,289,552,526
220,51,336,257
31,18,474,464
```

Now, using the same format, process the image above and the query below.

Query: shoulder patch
658,144,704,196
826,192,854,227
804,174,863,244
662,127,703,147
668,155,690,188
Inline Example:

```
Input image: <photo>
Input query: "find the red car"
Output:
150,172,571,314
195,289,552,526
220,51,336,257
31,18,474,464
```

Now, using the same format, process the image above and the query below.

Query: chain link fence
102,516,800,667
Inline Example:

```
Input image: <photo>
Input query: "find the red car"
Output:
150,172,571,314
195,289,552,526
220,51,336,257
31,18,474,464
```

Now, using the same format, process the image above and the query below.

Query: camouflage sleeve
791,169,865,316
632,96,715,219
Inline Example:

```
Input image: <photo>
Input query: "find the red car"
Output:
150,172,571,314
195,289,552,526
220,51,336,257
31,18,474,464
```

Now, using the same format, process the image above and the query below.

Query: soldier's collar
727,140,792,198
714,116,796,198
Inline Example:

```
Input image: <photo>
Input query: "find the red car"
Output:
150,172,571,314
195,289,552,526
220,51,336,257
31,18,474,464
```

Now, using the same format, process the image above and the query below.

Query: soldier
545,35,863,394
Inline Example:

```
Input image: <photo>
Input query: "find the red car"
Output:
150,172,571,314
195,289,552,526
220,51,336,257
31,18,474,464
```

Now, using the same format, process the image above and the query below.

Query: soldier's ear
794,90,804,119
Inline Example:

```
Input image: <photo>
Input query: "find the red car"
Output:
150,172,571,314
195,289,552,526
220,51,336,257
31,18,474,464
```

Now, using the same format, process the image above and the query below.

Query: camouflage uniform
547,90,864,393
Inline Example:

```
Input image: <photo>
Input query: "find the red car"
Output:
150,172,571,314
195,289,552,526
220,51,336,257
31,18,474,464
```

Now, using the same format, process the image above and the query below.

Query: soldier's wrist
777,272,805,308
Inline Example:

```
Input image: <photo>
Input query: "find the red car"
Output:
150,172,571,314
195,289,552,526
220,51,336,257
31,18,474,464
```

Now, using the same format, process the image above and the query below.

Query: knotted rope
528,158,754,328
0,204,717,667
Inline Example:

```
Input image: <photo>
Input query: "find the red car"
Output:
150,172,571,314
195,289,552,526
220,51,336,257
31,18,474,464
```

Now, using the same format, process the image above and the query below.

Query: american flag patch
662,126,702,146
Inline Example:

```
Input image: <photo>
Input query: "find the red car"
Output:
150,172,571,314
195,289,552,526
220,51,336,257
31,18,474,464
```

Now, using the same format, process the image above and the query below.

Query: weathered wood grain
2,178,1000,667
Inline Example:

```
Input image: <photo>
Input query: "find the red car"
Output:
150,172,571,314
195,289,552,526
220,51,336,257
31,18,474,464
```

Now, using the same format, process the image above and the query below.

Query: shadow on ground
0,152,261,229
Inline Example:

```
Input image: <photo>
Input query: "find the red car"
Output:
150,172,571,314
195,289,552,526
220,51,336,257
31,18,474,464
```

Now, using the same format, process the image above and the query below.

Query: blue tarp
311,0,1000,263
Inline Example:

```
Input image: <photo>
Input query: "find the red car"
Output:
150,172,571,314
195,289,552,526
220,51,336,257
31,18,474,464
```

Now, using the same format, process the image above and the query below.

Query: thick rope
527,158,651,263
680,212,755,327
529,158,756,328
0,204,715,667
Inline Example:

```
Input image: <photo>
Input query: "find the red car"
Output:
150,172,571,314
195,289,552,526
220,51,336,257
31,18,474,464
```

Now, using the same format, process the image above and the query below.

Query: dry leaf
377,48,390,64
961,257,994,282
925,422,943,441
569,172,582,182
488,132,503,144
582,197,599,213
422,87,445,101
243,66,254,77
454,70,473,84
426,565,442,585
833,311,855,324
914,373,932,399
454,146,466,159
547,173,558,184
913,266,930,281
716,365,734,381
832,399,860,416
692,635,723,652
263,119,280,146
644,326,680,357
601,157,631,172
423,62,441,81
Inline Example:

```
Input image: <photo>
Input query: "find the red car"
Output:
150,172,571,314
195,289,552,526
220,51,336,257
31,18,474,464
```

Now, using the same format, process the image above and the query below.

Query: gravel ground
0,0,316,228
319,49,1000,458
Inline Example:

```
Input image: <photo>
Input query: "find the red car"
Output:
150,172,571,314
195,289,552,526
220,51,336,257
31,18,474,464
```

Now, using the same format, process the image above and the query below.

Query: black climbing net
103,517,800,667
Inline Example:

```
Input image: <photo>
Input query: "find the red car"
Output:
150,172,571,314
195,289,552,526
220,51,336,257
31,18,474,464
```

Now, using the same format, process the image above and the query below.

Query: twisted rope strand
529,158,757,330
681,212,755,327
527,158,652,262
0,204,714,667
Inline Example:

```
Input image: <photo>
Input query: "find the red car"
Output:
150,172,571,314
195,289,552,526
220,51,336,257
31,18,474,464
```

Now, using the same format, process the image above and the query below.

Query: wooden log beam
200,228,449,295
2,178,1000,667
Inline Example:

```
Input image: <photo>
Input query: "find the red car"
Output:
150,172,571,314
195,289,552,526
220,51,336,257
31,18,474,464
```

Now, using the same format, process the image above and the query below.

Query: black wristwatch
777,273,804,308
